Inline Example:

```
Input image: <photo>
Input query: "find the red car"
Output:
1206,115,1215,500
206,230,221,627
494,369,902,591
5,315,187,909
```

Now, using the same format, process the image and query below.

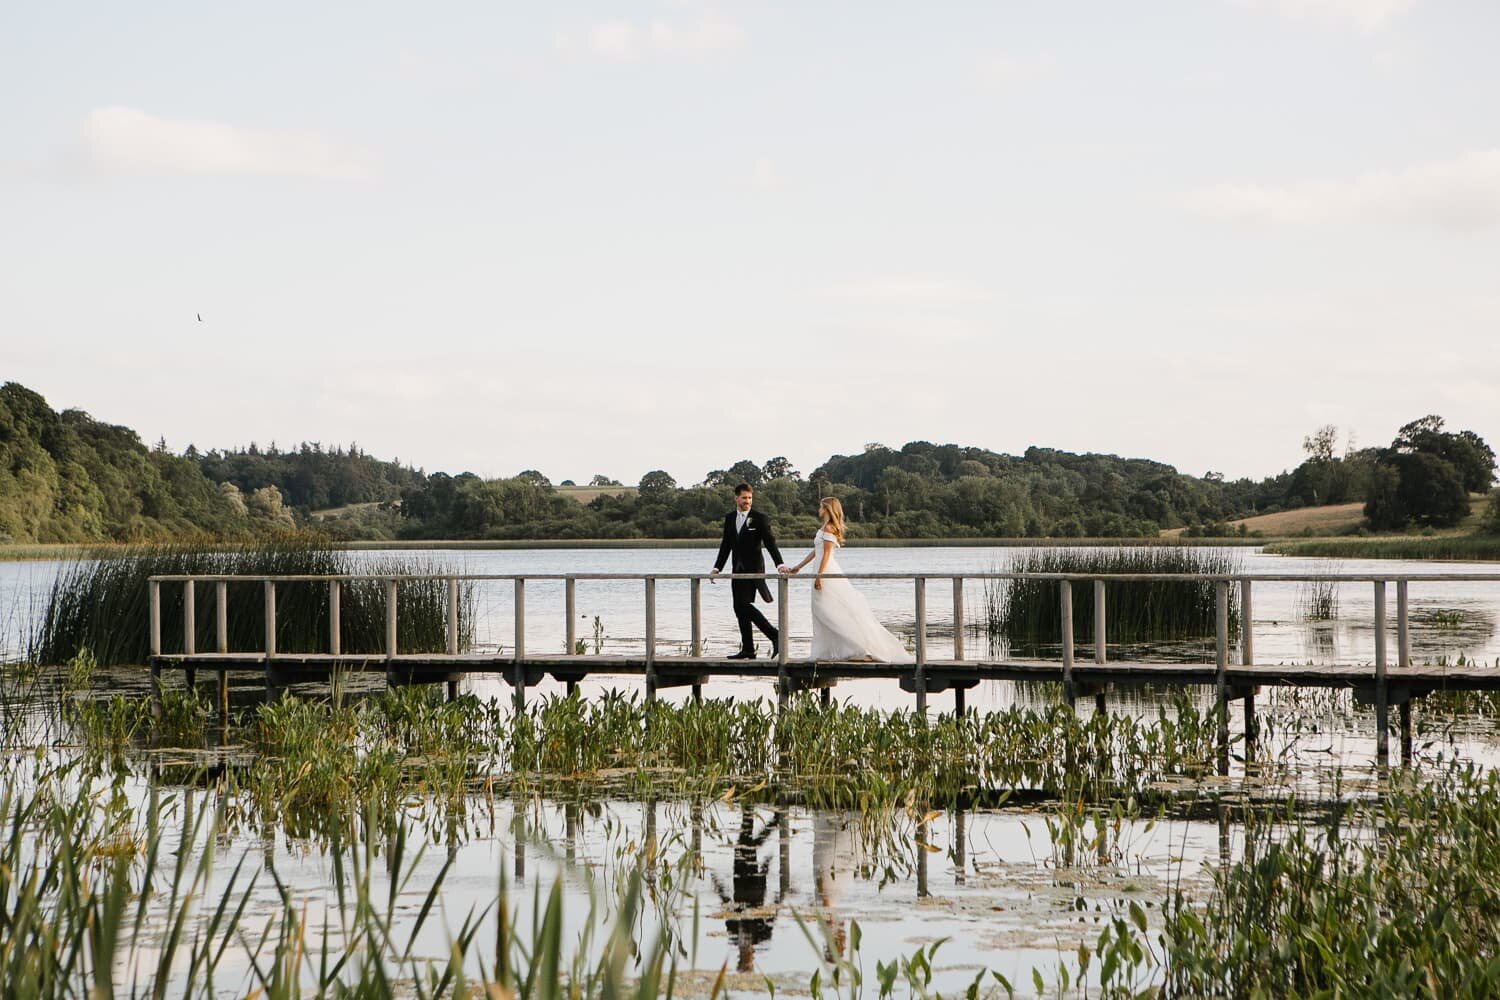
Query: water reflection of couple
711,485,911,662
712,806,858,972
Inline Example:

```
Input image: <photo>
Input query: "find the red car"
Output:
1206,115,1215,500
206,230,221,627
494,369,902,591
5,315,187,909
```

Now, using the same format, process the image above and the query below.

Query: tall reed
30,533,472,666
984,546,1242,649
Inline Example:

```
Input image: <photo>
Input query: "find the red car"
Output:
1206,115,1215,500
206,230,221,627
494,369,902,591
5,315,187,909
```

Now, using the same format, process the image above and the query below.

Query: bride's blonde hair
819,497,846,543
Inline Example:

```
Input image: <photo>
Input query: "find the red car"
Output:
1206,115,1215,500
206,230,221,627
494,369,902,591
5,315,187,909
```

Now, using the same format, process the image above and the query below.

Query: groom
710,483,788,659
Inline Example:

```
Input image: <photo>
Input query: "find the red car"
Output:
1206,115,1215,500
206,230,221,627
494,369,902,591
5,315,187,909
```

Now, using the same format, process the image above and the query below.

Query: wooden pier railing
146,570,1500,769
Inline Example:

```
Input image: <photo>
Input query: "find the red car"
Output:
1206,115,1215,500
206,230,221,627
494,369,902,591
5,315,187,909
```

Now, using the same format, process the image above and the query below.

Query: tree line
1,380,1493,544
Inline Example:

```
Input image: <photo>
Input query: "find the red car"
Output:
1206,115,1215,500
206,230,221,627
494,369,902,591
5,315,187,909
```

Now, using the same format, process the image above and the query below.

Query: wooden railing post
1093,579,1107,715
1215,580,1229,776
513,579,526,712
264,579,278,705
1240,579,1254,666
1093,579,1106,665
216,581,228,653
1396,579,1410,669
216,579,229,722
1396,577,1411,764
149,579,162,720
264,580,277,658
645,577,657,702
565,577,577,654
1375,580,1389,766
777,576,790,709
329,580,341,655
914,578,928,714
951,576,965,661
447,578,460,656
690,578,702,657
1240,577,1256,749
1060,581,1075,704
183,579,196,657
385,580,398,660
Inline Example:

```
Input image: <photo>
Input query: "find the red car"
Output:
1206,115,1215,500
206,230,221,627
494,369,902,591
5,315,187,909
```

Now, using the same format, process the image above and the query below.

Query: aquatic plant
984,546,1242,650
1267,535,1500,561
1081,763,1500,998
0,755,694,999
1295,562,1340,621
30,533,474,666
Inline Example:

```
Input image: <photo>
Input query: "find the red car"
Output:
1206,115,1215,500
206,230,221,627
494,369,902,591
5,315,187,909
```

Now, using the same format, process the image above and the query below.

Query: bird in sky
196,313,202,322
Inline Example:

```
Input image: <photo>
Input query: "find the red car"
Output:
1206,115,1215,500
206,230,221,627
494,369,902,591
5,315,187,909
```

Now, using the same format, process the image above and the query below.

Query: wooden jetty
147,570,1500,769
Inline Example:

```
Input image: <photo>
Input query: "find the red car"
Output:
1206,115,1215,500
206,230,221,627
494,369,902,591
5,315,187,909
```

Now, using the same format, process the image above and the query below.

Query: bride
787,497,912,662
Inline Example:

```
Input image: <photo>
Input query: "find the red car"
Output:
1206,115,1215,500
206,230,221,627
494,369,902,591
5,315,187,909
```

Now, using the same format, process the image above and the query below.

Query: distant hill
4,380,1490,544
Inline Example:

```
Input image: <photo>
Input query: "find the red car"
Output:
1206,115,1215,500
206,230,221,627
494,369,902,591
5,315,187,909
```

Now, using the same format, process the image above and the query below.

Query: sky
3,0,1497,488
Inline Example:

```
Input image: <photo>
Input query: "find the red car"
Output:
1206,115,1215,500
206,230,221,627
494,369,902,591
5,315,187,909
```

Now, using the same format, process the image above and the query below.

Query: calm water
4,545,1500,993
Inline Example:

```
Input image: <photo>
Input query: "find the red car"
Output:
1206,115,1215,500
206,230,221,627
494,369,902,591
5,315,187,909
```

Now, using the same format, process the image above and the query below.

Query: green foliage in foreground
0,756,691,1000
1089,763,1500,999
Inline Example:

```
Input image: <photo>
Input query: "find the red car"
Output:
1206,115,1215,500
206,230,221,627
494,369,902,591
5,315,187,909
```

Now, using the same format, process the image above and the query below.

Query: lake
3,543,1500,994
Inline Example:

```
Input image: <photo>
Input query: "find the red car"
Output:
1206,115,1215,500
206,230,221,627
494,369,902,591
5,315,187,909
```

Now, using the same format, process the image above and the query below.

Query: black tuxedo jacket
714,509,785,602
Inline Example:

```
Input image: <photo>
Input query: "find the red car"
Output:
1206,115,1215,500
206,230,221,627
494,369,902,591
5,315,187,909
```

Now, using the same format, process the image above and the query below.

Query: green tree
637,470,677,501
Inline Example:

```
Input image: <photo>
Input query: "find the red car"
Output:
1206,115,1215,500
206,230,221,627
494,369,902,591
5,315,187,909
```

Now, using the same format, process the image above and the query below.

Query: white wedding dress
806,529,913,662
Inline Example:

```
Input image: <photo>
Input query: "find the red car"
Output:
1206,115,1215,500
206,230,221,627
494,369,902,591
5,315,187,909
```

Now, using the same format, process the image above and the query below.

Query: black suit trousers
731,579,778,653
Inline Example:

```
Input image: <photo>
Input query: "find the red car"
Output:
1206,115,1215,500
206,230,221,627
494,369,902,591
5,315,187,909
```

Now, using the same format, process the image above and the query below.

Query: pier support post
1215,580,1229,776
954,685,965,720
1375,581,1389,766
915,578,928,714
1400,701,1413,765
1060,581,1075,705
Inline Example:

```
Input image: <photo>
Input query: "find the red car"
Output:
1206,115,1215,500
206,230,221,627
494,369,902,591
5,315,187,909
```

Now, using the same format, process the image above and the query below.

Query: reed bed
1295,561,1341,621
190,689,1224,839
30,534,473,666
1267,535,1500,561
984,547,1242,648
0,754,693,999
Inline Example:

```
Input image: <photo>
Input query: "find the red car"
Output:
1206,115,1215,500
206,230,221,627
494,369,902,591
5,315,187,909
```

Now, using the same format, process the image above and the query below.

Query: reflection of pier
146,570,1500,768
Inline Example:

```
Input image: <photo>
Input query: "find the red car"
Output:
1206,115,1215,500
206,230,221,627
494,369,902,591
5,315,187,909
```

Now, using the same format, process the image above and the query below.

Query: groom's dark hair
734,483,753,496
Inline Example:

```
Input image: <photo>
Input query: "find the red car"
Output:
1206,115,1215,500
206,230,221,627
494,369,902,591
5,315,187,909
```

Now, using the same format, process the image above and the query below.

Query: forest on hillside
2,381,1493,544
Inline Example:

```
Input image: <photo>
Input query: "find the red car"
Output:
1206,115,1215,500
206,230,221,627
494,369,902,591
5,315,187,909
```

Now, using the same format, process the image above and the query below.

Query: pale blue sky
3,1,1497,485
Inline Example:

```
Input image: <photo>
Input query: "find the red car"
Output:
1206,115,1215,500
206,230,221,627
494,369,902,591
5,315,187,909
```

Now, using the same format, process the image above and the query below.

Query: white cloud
824,275,993,307
559,14,745,60
1233,0,1421,32
80,107,379,181
1182,150,1500,231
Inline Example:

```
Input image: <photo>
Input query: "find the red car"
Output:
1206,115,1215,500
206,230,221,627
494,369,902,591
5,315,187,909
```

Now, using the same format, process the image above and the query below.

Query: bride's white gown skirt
809,553,913,662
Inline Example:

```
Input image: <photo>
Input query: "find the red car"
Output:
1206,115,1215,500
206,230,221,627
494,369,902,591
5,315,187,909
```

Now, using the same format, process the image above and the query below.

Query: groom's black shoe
726,649,756,660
